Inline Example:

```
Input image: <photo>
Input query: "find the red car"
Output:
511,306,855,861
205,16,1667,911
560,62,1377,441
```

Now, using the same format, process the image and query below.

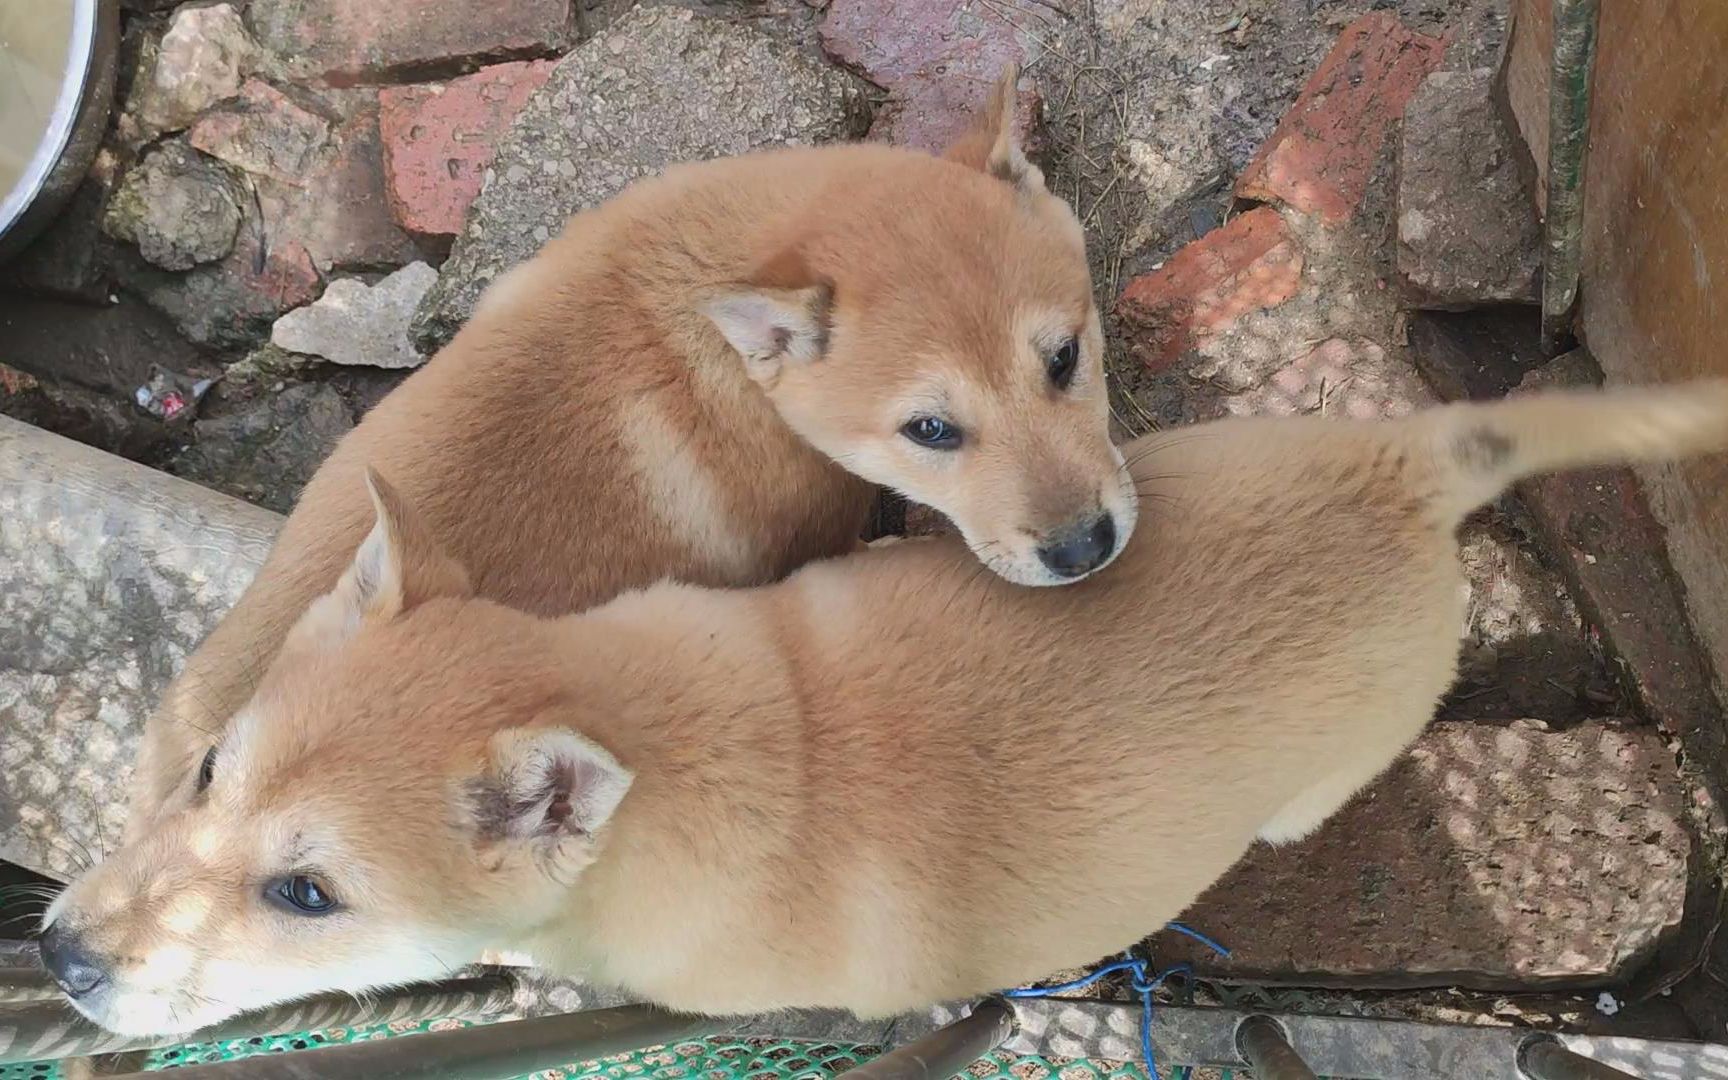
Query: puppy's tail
1421,379,1728,526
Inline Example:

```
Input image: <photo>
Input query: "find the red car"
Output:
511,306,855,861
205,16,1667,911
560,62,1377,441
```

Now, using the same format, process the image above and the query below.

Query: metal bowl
0,0,118,263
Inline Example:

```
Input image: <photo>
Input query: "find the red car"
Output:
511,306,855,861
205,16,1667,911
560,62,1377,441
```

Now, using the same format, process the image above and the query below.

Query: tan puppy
123,69,1132,836
49,383,1728,1036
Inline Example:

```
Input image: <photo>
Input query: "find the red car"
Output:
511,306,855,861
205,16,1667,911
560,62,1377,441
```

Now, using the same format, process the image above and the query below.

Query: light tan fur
123,68,1132,839
53,382,1728,1035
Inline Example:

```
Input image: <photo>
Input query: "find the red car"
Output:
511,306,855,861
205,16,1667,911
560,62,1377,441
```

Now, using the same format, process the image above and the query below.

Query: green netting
0,1022,1254,1080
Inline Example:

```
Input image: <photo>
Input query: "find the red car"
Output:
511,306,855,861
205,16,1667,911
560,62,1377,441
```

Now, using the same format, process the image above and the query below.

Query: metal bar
1521,1039,1646,1080
103,1004,722,1080
0,967,60,1003
0,975,515,1064
1539,0,1601,352
1236,1015,1319,1080
843,1000,1015,1080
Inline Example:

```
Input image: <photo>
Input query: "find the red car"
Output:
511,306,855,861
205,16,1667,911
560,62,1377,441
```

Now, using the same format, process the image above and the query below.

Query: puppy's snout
1036,514,1116,579
39,923,109,1000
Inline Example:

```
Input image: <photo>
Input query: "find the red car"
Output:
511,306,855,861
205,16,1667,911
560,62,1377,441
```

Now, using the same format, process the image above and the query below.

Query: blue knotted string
1002,922,1230,1080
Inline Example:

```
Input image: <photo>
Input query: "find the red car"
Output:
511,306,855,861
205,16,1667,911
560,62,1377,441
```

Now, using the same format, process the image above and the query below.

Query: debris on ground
132,365,215,424
171,381,355,513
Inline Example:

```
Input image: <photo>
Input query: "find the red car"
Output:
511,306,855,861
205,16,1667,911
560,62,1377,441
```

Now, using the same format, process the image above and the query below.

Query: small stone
174,382,355,513
189,80,332,185
1396,70,1542,309
1235,12,1445,222
128,3,256,139
379,61,556,242
413,7,871,349
1156,719,1691,987
271,262,438,369
247,0,572,84
104,141,244,271
820,0,1034,153
1115,206,1303,372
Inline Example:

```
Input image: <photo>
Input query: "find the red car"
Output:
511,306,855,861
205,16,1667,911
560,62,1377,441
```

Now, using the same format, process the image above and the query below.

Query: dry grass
977,0,1160,438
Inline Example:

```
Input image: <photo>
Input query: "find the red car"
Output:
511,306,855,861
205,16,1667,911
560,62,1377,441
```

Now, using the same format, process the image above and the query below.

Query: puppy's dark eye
1047,337,1081,390
900,416,962,450
196,747,217,793
270,875,338,915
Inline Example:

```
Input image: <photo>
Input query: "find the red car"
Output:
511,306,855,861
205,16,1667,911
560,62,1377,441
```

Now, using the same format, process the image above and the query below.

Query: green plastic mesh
3,1024,1232,1080
1,1005,1315,1080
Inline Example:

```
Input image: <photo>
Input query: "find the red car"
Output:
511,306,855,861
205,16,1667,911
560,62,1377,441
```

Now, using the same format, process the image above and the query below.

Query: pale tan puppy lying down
42,383,1728,1036
122,65,1133,839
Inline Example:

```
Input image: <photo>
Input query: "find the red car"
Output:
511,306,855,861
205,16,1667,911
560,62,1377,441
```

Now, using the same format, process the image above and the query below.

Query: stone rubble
124,3,257,142
103,140,244,272
412,6,871,349
271,262,438,369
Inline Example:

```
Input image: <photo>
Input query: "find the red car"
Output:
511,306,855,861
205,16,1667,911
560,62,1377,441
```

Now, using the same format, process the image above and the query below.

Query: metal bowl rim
0,0,101,247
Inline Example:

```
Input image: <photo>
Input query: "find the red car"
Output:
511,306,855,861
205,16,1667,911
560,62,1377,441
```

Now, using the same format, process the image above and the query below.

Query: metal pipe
1235,1015,1318,1080
1521,1039,1647,1080
103,1003,722,1080
0,967,60,1003
1539,0,1602,352
843,1000,1015,1080
0,975,515,1064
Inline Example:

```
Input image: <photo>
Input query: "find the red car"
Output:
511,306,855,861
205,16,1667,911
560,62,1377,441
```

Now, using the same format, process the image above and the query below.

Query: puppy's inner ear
702,283,832,385
472,728,634,882
288,467,473,650
942,62,1045,195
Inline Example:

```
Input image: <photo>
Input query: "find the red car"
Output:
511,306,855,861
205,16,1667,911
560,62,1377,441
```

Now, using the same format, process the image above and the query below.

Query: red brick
1115,207,1304,372
379,61,555,241
819,0,1032,154
1235,12,1445,223
248,0,571,84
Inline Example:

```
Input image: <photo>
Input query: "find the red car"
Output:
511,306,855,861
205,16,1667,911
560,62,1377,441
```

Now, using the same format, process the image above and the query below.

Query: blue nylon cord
1001,924,1229,1080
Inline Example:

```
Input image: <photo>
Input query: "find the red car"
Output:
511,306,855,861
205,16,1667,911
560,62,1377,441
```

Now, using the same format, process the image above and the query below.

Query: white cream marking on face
162,895,212,935
188,824,223,861
138,944,196,986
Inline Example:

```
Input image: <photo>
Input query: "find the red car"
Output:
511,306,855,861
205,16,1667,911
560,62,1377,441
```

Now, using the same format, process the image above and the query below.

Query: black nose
1036,514,1117,579
39,923,107,999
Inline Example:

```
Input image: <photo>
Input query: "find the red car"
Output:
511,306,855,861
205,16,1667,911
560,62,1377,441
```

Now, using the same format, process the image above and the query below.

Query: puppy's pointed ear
702,247,832,387
942,63,1045,194
468,727,634,883
288,468,473,649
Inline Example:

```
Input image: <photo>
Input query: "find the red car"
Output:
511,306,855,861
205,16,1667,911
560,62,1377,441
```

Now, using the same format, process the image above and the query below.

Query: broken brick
247,0,572,85
1115,206,1304,372
379,61,556,242
819,0,1034,154
1235,12,1445,223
